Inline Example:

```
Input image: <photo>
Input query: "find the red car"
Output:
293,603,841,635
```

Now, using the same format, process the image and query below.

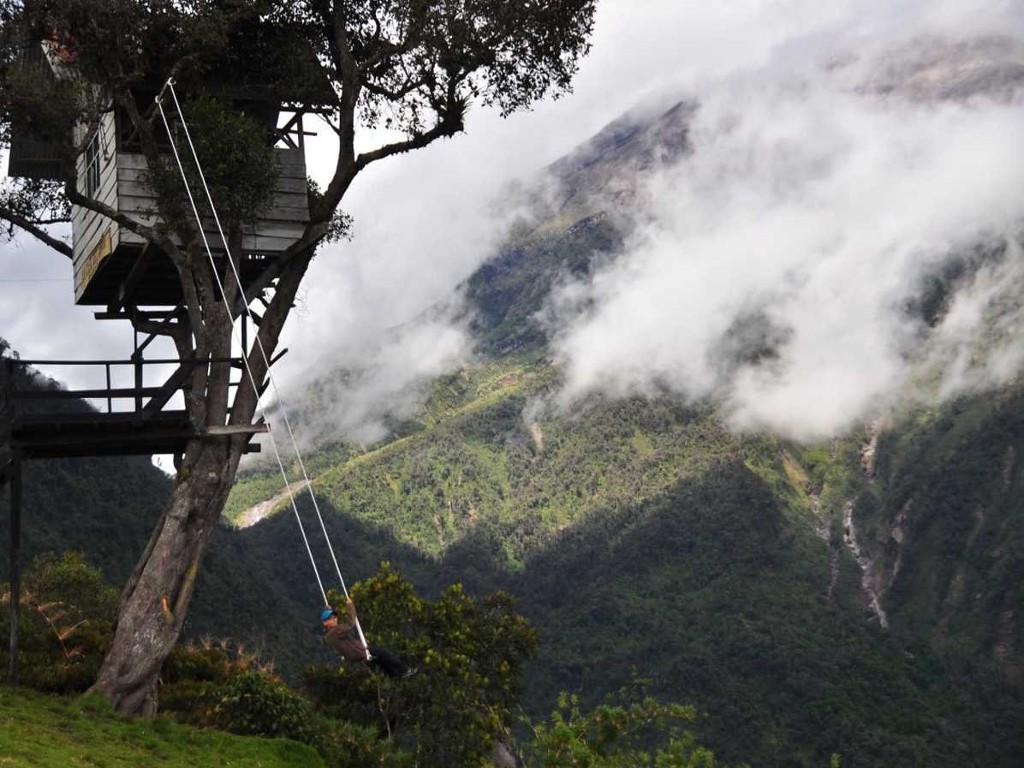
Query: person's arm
336,598,358,633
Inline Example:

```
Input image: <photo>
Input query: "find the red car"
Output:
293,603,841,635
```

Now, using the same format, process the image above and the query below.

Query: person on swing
320,598,415,679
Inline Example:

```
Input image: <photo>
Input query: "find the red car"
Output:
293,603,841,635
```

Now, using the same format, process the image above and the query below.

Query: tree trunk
89,435,243,716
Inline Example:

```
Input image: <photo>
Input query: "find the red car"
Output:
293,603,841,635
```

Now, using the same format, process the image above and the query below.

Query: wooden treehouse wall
71,123,309,305
115,147,309,254
72,111,120,302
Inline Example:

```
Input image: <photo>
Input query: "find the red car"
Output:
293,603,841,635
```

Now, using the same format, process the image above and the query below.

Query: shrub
521,690,728,768
0,552,117,693
208,671,323,744
165,655,408,768
302,563,538,766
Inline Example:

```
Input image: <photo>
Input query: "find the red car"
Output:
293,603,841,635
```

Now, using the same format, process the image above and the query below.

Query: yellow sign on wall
79,227,113,293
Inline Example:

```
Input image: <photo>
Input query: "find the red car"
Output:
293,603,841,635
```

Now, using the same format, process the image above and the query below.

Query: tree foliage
522,689,728,768
301,563,538,765
0,552,118,692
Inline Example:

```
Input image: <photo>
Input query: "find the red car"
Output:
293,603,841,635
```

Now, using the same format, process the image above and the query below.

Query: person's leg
367,645,407,678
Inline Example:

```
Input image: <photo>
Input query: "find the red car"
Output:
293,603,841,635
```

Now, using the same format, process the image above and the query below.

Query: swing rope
155,78,371,658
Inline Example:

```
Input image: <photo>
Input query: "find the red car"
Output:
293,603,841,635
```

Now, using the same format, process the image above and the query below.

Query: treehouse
2,25,334,686
7,36,332,307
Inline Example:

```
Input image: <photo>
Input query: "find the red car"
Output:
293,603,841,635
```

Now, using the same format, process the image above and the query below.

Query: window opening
84,130,101,198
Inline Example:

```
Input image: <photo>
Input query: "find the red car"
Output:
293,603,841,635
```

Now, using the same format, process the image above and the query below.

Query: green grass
0,687,323,768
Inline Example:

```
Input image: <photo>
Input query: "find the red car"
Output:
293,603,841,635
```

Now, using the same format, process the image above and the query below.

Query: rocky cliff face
839,389,1024,682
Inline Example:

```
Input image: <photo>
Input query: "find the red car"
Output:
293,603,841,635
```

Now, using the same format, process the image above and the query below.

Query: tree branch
0,207,73,258
63,179,171,249
355,113,462,171
362,74,431,101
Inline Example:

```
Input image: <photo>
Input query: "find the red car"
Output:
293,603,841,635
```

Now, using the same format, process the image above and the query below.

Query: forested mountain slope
8,335,1022,765
4,34,1024,768
222,36,1024,765
227,350,1024,766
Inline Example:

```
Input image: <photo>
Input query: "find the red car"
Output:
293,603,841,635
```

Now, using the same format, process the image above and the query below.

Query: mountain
227,351,1024,766
5,33,1024,768
224,34,1024,766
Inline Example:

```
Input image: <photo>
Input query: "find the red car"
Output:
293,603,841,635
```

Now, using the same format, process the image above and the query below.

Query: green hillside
852,387,1024,672
223,351,1024,767
212,101,1024,765
0,687,321,767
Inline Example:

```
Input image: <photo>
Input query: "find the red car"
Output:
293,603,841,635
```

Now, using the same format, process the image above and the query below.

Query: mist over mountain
276,31,1024,450
204,29,1024,767
6,19,1024,768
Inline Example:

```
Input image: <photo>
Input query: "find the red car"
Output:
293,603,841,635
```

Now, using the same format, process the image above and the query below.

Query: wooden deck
0,357,265,465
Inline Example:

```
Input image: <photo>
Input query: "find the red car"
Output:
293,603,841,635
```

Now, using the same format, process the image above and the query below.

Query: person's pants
367,645,407,678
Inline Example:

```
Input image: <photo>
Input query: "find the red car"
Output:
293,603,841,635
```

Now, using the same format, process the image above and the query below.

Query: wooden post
133,330,143,413
7,455,21,686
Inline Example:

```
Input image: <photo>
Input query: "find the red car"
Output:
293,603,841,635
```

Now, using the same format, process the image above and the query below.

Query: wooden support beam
272,112,317,150
139,360,200,420
12,386,166,401
93,310,178,321
231,347,288,370
269,347,288,367
202,423,269,437
1,359,12,485
235,257,285,316
107,243,152,314
7,455,21,686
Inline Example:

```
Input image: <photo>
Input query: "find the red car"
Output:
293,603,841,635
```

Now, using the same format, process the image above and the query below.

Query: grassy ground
0,687,322,768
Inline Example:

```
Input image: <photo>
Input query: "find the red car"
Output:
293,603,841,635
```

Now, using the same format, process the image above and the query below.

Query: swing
155,77,371,659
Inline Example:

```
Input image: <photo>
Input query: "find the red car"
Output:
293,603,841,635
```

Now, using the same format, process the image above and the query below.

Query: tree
521,689,731,768
302,563,538,765
0,552,118,694
0,0,595,714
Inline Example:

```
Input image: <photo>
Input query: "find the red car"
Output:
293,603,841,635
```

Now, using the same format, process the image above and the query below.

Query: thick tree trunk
89,436,243,716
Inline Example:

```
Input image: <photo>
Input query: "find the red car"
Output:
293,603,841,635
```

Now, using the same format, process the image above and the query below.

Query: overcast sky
2,0,1023,449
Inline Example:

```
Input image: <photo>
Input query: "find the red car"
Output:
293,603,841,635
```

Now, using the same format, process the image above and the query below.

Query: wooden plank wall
118,147,309,253
71,112,120,301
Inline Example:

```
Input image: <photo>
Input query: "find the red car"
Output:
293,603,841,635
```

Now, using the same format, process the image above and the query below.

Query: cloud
546,32,1024,441
279,308,471,449
917,238,1024,402
268,0,818,442
6,0,1024,446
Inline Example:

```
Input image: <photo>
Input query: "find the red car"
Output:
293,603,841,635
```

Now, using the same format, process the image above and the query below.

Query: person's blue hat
320,608,336,622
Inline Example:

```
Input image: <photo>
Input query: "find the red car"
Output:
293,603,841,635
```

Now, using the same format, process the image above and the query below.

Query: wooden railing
0,355,265,460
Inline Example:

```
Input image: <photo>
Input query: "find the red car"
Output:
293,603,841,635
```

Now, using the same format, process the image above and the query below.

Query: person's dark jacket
323,601,368,661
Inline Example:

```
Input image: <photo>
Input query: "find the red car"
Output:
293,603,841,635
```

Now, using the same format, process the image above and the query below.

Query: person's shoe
400,667,418,679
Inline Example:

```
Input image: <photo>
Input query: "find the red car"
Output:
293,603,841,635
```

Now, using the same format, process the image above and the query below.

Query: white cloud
281,310,471,449
548,44,1024,441
5,0,1024,445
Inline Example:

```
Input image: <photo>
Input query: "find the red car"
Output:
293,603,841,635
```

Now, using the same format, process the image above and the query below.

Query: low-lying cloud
284,310,470,448
267,0,1024,448
547,37,1024,441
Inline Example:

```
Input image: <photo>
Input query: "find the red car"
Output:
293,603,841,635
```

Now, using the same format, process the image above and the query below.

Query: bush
302,563,538,766
162,645,408,768
0,552,117,693
209,671,323,743
522,690,727,768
